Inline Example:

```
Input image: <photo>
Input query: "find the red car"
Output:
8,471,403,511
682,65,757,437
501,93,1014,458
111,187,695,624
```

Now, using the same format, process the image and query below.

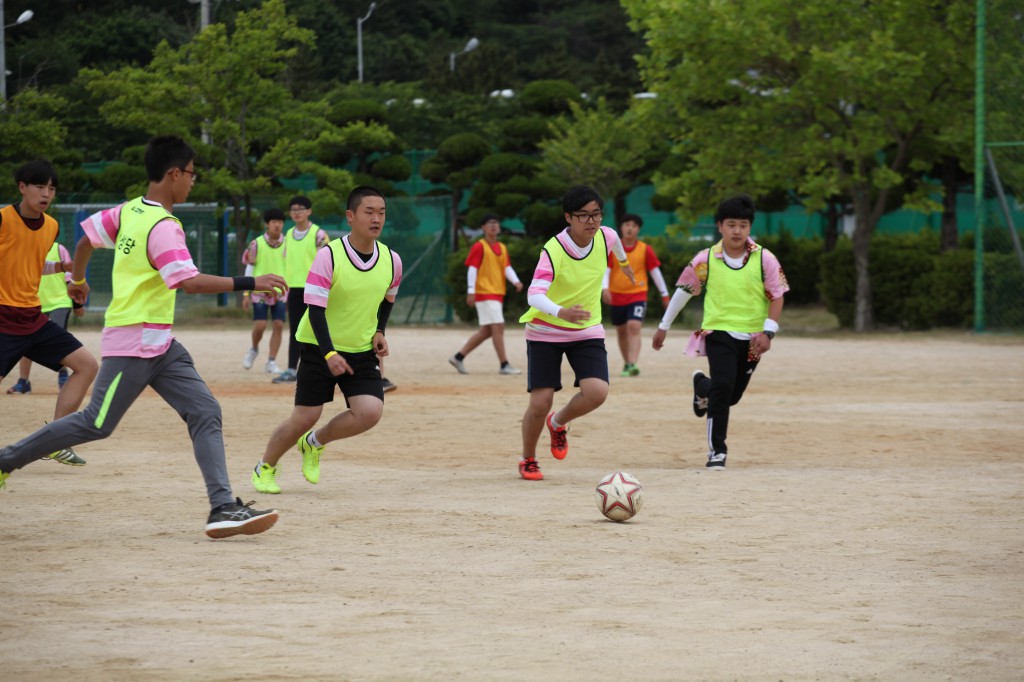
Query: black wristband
232,276,256,292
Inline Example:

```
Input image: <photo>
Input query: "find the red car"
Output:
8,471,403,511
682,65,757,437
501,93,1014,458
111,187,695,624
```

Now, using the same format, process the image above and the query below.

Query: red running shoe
546,412,569,460
519,458,544,480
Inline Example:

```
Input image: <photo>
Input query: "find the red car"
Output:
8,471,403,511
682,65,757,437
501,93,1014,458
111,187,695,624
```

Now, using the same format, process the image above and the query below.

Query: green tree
80,0,321,256
539,98,664,224
0,89,77,195
625,0,974,330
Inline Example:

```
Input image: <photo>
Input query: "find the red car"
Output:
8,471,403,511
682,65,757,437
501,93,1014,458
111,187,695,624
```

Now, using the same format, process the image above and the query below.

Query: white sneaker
242,347,258,370
706,452,727,469
448,355,469,374
265,359,280,374
499,364,522,375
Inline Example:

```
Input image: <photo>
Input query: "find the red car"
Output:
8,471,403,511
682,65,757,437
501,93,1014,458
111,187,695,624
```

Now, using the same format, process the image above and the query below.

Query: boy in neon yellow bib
516,186,635,481
653,194,789,469
0,136,287,538
251,186,403,494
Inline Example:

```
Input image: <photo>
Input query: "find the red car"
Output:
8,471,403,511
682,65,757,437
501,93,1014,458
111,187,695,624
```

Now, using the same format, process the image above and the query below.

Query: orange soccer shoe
546,412,569,460
518,458,544,481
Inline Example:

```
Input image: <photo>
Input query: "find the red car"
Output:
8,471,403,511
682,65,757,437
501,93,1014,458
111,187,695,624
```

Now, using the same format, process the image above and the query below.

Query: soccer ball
595,471,644,522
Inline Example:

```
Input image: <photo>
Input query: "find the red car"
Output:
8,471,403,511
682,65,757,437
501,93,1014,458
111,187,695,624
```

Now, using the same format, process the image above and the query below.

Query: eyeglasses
180,168,200,182
571,211,604,223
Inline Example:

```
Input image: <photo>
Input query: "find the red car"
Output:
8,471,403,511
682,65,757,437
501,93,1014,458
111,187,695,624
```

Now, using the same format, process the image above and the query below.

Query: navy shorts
252,300,287,322
294,343,384,407
526,338,608,392
611,301,647,326
0,319,84,377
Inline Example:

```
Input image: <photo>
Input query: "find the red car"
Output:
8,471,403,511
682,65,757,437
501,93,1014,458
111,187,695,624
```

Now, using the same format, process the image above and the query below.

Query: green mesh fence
978,0,1024,330
44,194,454,324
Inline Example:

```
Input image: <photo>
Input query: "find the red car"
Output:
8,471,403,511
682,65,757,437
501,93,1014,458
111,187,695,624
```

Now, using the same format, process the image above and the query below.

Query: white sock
549,414,564,430
306,430,323,447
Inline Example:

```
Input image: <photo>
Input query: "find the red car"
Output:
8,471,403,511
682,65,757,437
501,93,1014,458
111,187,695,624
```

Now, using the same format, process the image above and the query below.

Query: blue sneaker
6,378,31,394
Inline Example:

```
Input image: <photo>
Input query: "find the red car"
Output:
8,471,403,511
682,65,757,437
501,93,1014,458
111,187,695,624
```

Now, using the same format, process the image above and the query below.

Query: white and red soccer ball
595,471,644,522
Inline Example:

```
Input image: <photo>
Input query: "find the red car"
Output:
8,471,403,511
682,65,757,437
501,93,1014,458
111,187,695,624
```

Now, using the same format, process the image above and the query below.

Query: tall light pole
1,3,34,102
357,2,376,83
449,37,479,73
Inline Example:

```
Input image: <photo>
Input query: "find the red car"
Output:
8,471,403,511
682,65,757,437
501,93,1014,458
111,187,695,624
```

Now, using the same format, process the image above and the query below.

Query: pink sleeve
674,249,709,294
80,204,123,249
58,244,72,283
387,252,402,298
600,226,621,255
242,239,258,266
526,251,555,297
761,249,790,300
148,219,200,289
303,247,334,308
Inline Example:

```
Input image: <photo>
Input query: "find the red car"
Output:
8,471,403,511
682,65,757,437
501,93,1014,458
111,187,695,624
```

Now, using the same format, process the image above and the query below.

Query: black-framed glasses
180,168,200,182
571,211,603,223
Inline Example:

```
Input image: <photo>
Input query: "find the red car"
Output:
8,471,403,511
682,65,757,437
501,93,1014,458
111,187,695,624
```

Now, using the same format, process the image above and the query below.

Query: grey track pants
0,340,234,508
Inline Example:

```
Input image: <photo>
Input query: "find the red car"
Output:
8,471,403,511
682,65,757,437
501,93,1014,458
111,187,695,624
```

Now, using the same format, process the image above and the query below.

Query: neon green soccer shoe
0,470,9,490
251,462,281,494
297,430,323,484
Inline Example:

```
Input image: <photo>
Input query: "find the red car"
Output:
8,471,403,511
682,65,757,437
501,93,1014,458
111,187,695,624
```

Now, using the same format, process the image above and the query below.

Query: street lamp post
357,2,376,83
449,37,479,73
1,3,34,102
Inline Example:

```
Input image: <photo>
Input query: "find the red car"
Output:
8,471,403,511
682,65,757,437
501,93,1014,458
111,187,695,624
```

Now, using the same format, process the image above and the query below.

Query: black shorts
0,319,84,377
526,338,608,392
294,343,384,407
611,301,647,326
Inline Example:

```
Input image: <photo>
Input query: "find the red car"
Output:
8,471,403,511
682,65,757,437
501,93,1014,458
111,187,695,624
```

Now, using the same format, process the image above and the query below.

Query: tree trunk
823,202,841,253
451,190,462,252
940,157,959,253
613,194,628,228
851,189,875,331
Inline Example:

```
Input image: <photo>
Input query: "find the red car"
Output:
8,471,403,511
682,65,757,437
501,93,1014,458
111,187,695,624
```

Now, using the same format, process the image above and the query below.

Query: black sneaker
205,497,279,539
382,377,397,393
692,370,709,417
706,452,727,469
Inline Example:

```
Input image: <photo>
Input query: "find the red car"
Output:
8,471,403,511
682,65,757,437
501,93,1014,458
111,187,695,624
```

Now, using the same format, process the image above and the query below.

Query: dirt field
1,325,1022,681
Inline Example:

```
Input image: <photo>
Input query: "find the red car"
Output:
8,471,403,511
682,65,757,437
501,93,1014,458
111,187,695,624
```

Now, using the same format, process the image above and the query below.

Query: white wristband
763,318,779,334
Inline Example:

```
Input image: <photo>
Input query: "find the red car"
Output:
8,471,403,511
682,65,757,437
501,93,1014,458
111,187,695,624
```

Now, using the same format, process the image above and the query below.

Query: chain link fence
42,194,454,324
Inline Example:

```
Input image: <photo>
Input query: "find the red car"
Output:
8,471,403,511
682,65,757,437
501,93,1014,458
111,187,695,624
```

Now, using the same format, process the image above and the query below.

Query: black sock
501,361,510,368
455,352,465,361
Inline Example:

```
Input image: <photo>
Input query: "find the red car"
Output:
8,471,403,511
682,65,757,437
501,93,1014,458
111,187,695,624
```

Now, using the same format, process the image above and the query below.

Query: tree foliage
624,0,974,330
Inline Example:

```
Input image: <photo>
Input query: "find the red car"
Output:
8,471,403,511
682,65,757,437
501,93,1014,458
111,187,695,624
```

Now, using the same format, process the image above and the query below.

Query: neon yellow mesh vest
701,242,767,332
519,229,606,328
253,234,286,278
295,239,393,353
104,197,180,327
284,224,321,287
39,243,72,313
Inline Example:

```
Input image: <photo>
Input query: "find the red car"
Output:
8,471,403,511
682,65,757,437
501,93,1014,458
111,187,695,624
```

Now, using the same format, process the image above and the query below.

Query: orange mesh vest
475,240,508,297
608,241,649,295
0,204,59,308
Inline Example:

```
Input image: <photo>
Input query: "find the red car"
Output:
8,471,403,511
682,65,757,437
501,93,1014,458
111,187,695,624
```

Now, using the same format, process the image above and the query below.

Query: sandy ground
1,325,1022,681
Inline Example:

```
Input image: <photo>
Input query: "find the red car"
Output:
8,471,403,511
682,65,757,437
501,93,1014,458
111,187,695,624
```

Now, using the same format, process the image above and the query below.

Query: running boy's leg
705,331,758,457
285,288,306,372
488,323,512,366
148,341,234,508
51,346,98,420
0,354,154,472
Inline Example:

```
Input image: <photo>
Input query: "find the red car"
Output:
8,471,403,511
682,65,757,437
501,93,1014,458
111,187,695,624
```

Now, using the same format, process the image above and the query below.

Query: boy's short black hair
14,160,59,188
479,213,501,227
347,185,385,212
714,194,756,224
263,208,286,223
145,135,196,182
619,213,643,228
289,195,312,210
562,185,603,214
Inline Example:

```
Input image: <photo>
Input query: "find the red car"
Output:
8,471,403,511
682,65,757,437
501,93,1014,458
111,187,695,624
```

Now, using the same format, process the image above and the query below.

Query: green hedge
443,229,1014,330
819,232,1022,329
